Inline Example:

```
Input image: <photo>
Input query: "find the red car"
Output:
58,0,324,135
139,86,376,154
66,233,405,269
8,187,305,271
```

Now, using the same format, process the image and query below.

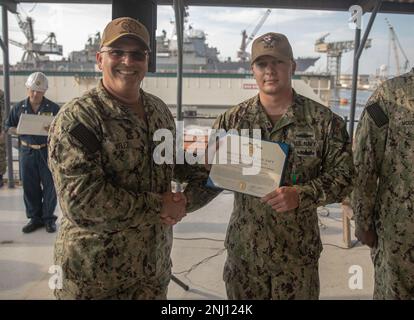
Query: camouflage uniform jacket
0,90,4,131
352,69,414,297
48,81,213,298
353,68,414,232
213,90,354,271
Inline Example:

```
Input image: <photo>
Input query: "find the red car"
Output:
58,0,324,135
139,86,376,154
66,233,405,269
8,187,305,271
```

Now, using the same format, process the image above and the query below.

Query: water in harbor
330,88,373,122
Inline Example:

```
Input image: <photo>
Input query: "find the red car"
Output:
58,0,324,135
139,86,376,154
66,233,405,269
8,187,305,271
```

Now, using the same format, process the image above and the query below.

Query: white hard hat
25,72,48,92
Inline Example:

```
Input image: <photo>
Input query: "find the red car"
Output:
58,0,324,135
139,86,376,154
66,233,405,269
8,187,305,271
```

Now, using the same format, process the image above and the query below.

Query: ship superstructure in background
155,26,319,74
11,31,101,72
6,11,331,107
10,12,319,74
155,7,320,73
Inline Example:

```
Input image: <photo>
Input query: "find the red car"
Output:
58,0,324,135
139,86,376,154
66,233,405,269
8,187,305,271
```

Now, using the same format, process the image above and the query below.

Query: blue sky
6,3,414,75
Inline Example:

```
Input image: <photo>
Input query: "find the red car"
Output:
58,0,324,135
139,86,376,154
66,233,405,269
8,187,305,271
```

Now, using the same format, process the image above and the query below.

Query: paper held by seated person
17,113,54,136
207,134,289,198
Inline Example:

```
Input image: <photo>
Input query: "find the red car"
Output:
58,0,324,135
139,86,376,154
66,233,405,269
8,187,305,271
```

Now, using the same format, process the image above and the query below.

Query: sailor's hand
44,125,50,133
160,191,187,225
261,186,299,212
171,192,186,203
355,228,377,248
8,127,17,136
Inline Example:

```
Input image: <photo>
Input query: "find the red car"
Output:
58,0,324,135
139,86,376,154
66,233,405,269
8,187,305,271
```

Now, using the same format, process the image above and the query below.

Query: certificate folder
207,134,289,198
16,113,54,136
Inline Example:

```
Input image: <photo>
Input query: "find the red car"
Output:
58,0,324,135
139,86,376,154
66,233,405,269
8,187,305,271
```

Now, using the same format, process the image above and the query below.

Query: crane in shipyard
237,8,271,62
385,18,409,76
315,33,372,87
10,12,63,64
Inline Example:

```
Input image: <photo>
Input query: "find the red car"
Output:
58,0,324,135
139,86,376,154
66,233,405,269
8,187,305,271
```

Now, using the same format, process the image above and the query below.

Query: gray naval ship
11,28,319,74
6,25,330,108
156,27,319,73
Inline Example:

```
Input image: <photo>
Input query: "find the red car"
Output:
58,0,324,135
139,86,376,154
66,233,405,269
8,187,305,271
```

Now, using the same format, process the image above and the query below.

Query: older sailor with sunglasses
48,17,213,299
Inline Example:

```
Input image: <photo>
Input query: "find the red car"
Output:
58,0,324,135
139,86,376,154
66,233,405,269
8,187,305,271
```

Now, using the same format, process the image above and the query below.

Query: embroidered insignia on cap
120,20,141,34
261,34,280,48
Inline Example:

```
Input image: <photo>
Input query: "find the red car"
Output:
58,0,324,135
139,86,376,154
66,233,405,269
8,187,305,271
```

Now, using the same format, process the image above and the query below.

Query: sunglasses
100,48,150,62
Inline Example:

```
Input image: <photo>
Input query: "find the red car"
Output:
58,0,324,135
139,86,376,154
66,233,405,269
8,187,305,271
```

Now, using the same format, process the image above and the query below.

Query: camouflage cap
251,32,293,64
100,17,150,50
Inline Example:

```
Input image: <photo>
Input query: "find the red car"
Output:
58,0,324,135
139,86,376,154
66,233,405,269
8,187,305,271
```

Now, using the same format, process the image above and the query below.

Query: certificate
16,113,54,136
207,134,289,198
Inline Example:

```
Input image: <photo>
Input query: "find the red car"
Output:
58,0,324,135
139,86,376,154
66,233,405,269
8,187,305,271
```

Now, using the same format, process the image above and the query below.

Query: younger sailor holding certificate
207,32,354,299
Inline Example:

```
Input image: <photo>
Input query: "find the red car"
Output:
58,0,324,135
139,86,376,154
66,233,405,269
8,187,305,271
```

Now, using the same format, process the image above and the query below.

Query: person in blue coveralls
6,72,60,233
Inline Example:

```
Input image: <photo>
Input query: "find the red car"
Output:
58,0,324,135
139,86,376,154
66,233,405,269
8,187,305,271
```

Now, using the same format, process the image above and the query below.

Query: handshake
160,191,187,226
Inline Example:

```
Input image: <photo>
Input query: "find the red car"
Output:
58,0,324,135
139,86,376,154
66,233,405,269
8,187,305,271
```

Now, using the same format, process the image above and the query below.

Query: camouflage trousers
372,240,414,299
0,138,6,176
223,257,320,300
55,277,169,300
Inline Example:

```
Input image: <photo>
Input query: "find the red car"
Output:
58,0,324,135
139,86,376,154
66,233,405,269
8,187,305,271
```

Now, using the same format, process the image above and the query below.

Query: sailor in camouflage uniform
352,68,414,299
0,90,6,187
210,33,354,299
48,17,215,300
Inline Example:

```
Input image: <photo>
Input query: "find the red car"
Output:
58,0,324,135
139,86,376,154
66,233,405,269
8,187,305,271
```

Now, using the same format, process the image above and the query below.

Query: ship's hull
2,71,327,109
11,56,319,74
